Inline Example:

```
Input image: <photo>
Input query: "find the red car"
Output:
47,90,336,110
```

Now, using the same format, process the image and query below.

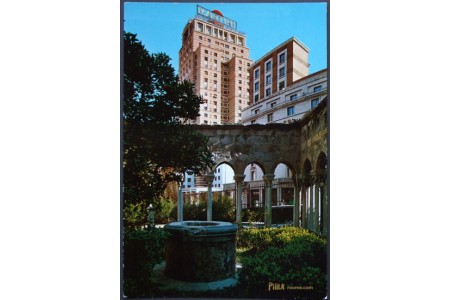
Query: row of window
253,49,287,103
196,21,245,46
286,85,323,101
251,98,321,123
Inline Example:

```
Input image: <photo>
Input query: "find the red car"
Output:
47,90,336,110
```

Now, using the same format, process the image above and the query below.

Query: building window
254,82,259,91
251,171,256,181
266,87,271,97
265,60,272,73
279,67,285,78
205,50,208,54
314,86,322,93
254,68,260,79
279,81,285,90
187,178,192,182
204,113,208,117
311,98,319,108
287,106,295,116
266,74,271,86
279,52,286,64
267,113,273,122
254,94,259,102
270,102,276,108
254,109,259,115
290,94,298,101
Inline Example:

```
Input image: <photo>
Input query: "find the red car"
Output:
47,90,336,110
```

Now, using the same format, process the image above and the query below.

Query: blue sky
124,2,327,75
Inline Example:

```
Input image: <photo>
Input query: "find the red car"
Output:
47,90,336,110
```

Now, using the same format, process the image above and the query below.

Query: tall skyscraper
179,5,253,125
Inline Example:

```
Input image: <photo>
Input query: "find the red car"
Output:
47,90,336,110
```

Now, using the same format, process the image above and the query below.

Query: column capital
298,173,311,187
204,173,215,185
293,173,302,187
263,174,275,185
233,174,246,184
312,169,326,186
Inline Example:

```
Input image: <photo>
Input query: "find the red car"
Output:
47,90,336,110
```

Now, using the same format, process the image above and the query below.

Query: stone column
263,174,275,227
204,173,215,221
177,182,183,222
309,184,314,230
322,180,328,234
293,174,301,227
314,181,320,232
234,174,246,225
301,184,307,228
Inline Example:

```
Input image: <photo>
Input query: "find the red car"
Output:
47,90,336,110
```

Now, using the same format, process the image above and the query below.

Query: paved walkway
152,262,241,292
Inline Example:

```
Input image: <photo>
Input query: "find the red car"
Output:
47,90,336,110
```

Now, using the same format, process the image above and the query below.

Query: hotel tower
179,6,253,125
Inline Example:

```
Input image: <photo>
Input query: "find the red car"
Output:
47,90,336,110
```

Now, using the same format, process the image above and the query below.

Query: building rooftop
251,36,310,66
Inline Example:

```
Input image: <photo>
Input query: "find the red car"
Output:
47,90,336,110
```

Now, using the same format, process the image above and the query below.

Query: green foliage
238,226,325,253
123,201,148,229
212,194,235,222
155,198,175,224
183,201,207,221
123,228,169,298
242,207,265,224
123,32,213,228
237,227,327,299
175,194,235,221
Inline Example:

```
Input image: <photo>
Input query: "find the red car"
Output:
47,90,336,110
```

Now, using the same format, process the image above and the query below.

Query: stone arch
272,160,296,178
244,161,266,178
315,151,327,171
302,158,312,173
213,161,236,175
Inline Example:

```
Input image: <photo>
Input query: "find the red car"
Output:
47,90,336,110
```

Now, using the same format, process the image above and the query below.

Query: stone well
164,221,237,282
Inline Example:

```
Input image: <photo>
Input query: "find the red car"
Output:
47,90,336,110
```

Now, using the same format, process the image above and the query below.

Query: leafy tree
123,32,213,228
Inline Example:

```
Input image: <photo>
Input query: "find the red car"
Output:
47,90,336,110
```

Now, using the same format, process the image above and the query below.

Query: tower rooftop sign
196,5,237,31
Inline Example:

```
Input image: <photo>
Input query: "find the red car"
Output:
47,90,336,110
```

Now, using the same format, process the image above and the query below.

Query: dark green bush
123,201,148,230
123,228,168,298
155,197,174,223
170,194,235,222
237,227,327,299
212,194,235,222
242,207,265,223
183,201,207,220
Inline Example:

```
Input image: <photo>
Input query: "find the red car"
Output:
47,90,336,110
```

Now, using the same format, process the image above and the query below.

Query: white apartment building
242,69,328,125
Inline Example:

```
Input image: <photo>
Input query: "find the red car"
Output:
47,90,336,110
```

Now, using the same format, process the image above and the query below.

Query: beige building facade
179,6,253,125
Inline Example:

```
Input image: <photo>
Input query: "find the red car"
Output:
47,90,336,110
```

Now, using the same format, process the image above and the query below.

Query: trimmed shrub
212,194,235,222
237,227,327,299
123,201,148,230
123,228,168,298
242,207,265,224
183,201,207,220
155,197,174,224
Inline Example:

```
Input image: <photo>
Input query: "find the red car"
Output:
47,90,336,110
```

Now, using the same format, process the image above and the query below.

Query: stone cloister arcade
182,99,328,233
